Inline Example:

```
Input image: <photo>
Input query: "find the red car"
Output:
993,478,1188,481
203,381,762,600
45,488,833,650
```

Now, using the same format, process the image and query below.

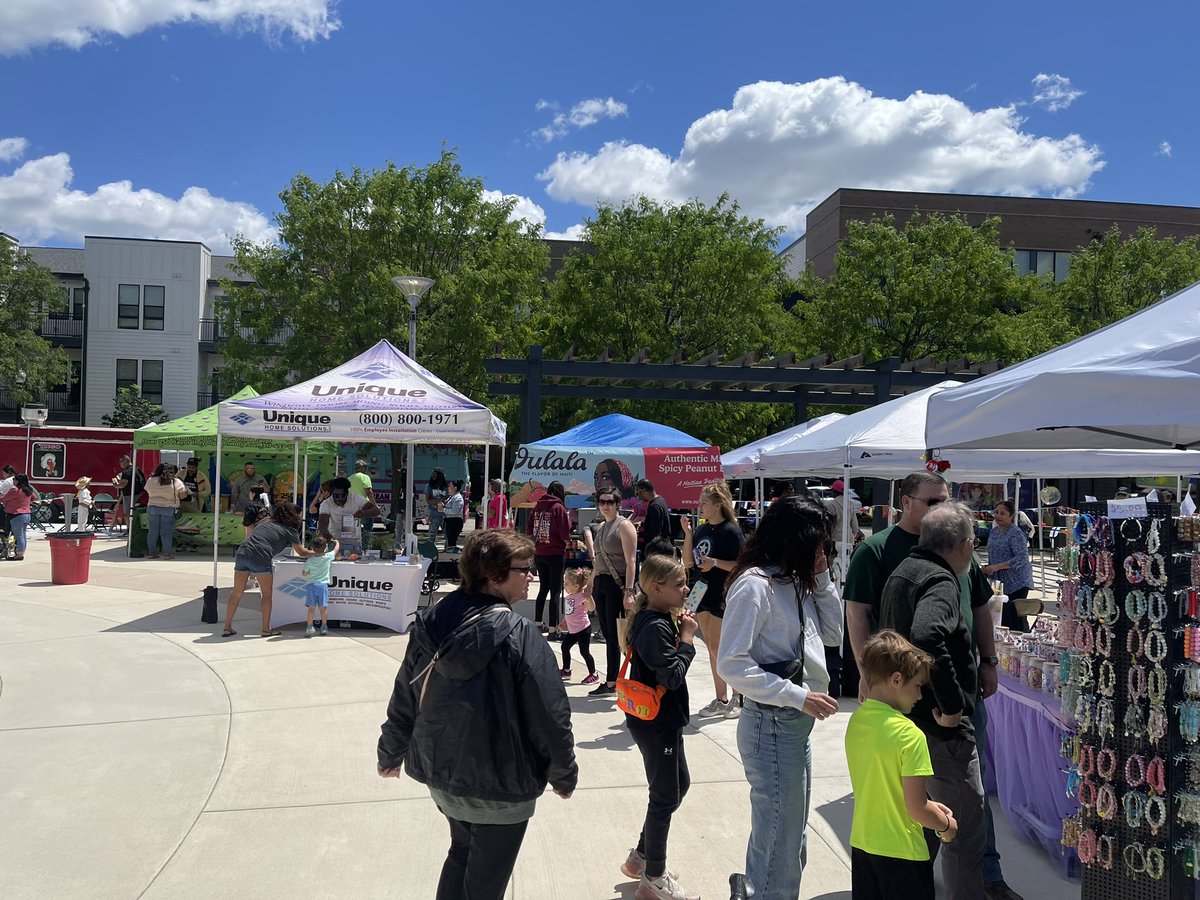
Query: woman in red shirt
2,474,35,560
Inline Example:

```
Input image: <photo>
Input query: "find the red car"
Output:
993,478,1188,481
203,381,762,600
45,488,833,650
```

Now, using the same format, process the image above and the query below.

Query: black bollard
201,585,218,623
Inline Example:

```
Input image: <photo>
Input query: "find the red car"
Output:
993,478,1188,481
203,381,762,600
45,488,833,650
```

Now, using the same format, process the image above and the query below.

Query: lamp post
391,275,436,554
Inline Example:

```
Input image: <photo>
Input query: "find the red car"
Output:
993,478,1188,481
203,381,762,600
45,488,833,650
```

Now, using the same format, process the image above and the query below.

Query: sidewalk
0,536,1073,899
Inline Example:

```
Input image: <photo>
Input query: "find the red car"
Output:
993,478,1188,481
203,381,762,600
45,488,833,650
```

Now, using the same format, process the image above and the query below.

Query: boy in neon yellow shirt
846,630,958,899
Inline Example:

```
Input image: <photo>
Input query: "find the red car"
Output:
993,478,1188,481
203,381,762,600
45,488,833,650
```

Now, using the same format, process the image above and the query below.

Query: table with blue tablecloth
983,672,1080,879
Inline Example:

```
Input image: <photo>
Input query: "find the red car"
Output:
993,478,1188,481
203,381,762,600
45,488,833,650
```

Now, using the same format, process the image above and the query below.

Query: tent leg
404,443,415,556
212,431,222,590
483,445,491,529
1036,478,1045,598
301,450,310,542
839,465,851,587
886,480,894,525
292,440,300,506
127,448,137,558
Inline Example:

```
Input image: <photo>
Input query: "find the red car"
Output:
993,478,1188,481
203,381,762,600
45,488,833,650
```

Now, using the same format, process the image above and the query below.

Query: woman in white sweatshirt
716,495,844,900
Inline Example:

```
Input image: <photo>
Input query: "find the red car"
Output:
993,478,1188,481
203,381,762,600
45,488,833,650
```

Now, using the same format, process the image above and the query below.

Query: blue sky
2,1,1196,252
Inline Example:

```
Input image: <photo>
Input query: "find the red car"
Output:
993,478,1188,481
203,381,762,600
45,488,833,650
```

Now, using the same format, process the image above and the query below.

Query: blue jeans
971,699,1003,885
146,506,175,556
9,512,29,554
737,700,814,900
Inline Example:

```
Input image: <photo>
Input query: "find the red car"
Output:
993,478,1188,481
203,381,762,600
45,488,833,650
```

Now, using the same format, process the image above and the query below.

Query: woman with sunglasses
379,529,577,900
590,486,639,696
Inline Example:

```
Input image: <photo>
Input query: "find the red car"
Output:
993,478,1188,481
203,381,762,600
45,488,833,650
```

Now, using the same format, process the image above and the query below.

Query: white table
270,557,431,633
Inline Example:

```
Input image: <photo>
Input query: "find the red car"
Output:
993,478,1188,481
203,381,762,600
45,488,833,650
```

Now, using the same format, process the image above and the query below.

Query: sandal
260,629,282,637
221,628,237,637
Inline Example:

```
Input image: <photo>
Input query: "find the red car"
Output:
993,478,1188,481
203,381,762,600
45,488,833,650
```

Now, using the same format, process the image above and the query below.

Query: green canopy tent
133,387,337,585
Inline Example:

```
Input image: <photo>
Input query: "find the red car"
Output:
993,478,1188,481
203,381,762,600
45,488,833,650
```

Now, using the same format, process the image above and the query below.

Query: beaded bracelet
1060,815,1081,848
1078,827,1098,864
1124,841,1147,876
1127,625,1145,659
1097,698,1114,739
1147,518,1161,554
1179,587,1199,620
1124,702,1145,738
1146,846,1165,880
1145,795,1167,835
1146,755,1166,794
1148,665,1168,704
1146,629,1168,664
1079,551,1097,580
1074,621,1094,654
1097,550,1115,585
1077,694,1096,732
1128,664,1147,701
1097,660,1116,697
1125,753,1146,786
1078,778,1097,810
1148,706,1168,744
1183,665,1200,698
1125,551,1150,584
1096,782,1117,820
1096,624,1113,657
1097,747,1117,781
1149,590,1168,624
1126,589,1148,622
1095,587,1118,623
1098,834,1115,870
1077,583,1094,618
1146,553,1168,587
1121,517,1145,541
1075,513,1097,546
1123,790,1145,827
1180,701,1200,743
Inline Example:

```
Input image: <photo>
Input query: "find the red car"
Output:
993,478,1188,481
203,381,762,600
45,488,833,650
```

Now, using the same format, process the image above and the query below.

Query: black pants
1001,587,1031,632
560,628,596,674
593,573,624,683
436,815,529,900
851,847,934,900
628,721,689,880
444,516,464,549
534,554,564,625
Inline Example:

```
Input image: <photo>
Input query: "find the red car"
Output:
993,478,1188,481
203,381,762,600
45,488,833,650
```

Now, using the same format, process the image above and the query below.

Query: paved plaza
2,534,1072,899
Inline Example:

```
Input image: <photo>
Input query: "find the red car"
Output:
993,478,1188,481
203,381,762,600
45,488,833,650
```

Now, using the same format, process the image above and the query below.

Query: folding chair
418,539,442,605
90,492,116,531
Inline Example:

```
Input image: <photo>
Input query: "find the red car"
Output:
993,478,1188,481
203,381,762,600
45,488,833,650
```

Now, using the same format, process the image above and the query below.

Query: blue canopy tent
528,414,710,449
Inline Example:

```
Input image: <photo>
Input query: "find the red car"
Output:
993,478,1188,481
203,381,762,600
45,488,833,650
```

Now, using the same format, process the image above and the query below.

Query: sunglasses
598,498,618,506
911,496,946,507
510,564,536,575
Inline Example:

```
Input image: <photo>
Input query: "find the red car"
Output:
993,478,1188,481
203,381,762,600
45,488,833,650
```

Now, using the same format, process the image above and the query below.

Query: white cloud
0,141,274,252
0,137,28,162
544,223,586,241
539,77,1104,235
481,188,546,229
1158,141,1173,157
534,99,557,112
0,0,339,54
535,96,628,142
1031,73,1084,112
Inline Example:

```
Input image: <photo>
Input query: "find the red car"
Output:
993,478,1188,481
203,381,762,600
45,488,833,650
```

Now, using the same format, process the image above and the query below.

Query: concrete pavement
0,532,1074,899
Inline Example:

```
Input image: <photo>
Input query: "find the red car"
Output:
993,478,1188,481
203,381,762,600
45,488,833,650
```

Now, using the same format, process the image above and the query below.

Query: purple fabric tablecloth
984,673,1081,879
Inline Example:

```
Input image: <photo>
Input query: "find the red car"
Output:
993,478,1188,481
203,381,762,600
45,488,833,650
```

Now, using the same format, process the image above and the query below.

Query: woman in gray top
589,486,638,696
716,496,843,900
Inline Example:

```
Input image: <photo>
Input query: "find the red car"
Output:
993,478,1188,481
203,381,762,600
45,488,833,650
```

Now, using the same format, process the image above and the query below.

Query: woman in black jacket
378,529,578,900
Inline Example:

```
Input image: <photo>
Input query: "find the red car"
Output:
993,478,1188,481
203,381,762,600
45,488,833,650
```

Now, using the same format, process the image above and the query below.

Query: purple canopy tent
214,340,506,587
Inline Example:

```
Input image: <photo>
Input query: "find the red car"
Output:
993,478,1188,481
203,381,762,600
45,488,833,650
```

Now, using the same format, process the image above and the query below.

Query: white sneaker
723,698,742,719
697,698,726,717
635,872,700,900
621,849,676,880
305,625,316,637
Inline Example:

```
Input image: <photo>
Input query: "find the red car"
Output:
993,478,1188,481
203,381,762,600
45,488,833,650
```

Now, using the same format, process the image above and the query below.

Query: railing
0,389,81,421
199,319,294,346
197,392,228,409
39,317,84,341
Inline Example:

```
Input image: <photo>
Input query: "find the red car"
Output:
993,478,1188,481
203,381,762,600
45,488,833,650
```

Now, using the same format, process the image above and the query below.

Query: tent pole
292,440,300,506
212,431,222,590
1178,476,1184,505
839,464,851,587
483,444,491,529
301,447,310,543
127,447,137,558
1036,477,1046,597
404,443,415,556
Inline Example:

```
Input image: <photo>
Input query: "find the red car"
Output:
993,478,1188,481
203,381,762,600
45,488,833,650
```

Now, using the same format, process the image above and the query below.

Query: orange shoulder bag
615,619,670,720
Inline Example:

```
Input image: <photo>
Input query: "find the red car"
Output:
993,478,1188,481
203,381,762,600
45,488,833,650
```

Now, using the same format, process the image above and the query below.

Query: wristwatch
981,655,999,667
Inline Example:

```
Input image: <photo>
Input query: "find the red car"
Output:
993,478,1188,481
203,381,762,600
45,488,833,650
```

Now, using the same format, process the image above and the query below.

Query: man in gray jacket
880,502,984,900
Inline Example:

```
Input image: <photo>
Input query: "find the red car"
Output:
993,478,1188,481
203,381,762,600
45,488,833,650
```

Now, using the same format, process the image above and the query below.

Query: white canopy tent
214,340,506,588
924,278,1200,454
722,413,846,478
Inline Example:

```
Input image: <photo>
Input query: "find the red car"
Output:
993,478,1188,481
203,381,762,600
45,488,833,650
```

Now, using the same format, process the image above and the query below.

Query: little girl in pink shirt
558,568,598,684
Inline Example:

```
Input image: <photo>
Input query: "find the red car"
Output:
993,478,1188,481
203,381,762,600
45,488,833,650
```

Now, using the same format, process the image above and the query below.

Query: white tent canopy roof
924,278,1200,453
722,413,845,477
217,340,505,445
756,381,1200,479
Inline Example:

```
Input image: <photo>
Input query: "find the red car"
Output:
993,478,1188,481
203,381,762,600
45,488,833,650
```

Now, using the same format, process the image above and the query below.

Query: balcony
40,316,84,348
0,389,82,425
196,392,228,410
199,318,294,352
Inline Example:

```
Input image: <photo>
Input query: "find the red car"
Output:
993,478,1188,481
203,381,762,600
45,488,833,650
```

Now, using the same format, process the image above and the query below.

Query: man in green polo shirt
844,472,1019,900
349,459,376,550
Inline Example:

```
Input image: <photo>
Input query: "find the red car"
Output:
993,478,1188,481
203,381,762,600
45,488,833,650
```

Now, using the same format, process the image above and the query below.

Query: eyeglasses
911,496,946,507
598,499,618,506
510,564,536,576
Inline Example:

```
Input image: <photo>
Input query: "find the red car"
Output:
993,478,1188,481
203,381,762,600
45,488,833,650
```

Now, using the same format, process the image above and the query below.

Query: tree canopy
0,241,73,407
218,150,548,421
101,385,166,428
535,194,807,449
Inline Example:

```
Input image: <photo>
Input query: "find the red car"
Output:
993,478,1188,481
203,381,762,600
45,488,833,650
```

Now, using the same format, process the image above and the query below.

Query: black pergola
486,345,1003,443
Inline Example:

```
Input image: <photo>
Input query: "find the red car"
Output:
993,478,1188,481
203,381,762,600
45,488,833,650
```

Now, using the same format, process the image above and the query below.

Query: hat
1116,486,1131,496
831,480,845,493
75,476,92,489
187,457,199,465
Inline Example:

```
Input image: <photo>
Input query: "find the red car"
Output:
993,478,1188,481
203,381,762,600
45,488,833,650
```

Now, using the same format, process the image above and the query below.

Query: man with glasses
845,473,1016,900
318,476,381,558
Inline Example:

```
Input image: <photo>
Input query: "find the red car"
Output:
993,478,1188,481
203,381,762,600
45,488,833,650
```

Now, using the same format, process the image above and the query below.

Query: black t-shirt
693,519,746,604
120,466,146,497
640,496,671,546
236,522,300,571
627,609,696,731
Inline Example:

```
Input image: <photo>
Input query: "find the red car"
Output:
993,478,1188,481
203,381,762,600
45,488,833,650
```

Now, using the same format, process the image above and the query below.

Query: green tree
537,194,807,449
799,213,1054,364
1054,225,1200,335
0,241,73,407
101,385,167,428
219,150,548,413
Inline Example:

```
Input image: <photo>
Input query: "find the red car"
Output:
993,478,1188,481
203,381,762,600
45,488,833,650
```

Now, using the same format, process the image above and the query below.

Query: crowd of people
376,471,1034,900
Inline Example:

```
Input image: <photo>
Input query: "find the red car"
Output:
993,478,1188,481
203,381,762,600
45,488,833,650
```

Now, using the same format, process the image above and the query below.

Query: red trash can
48,531,94,585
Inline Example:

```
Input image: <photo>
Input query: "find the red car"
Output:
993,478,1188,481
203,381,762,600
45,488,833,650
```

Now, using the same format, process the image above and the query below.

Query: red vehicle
0,425,159,523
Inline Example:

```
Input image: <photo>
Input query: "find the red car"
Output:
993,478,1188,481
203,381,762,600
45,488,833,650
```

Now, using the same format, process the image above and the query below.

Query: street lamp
391,275,436,553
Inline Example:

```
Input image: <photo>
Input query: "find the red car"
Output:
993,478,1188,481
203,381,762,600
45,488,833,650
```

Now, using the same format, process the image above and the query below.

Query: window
143,285,164,330
1014,249,1072,283
118,284,140,329
141,360,164,405
116,359,138,392
71,287,85,321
